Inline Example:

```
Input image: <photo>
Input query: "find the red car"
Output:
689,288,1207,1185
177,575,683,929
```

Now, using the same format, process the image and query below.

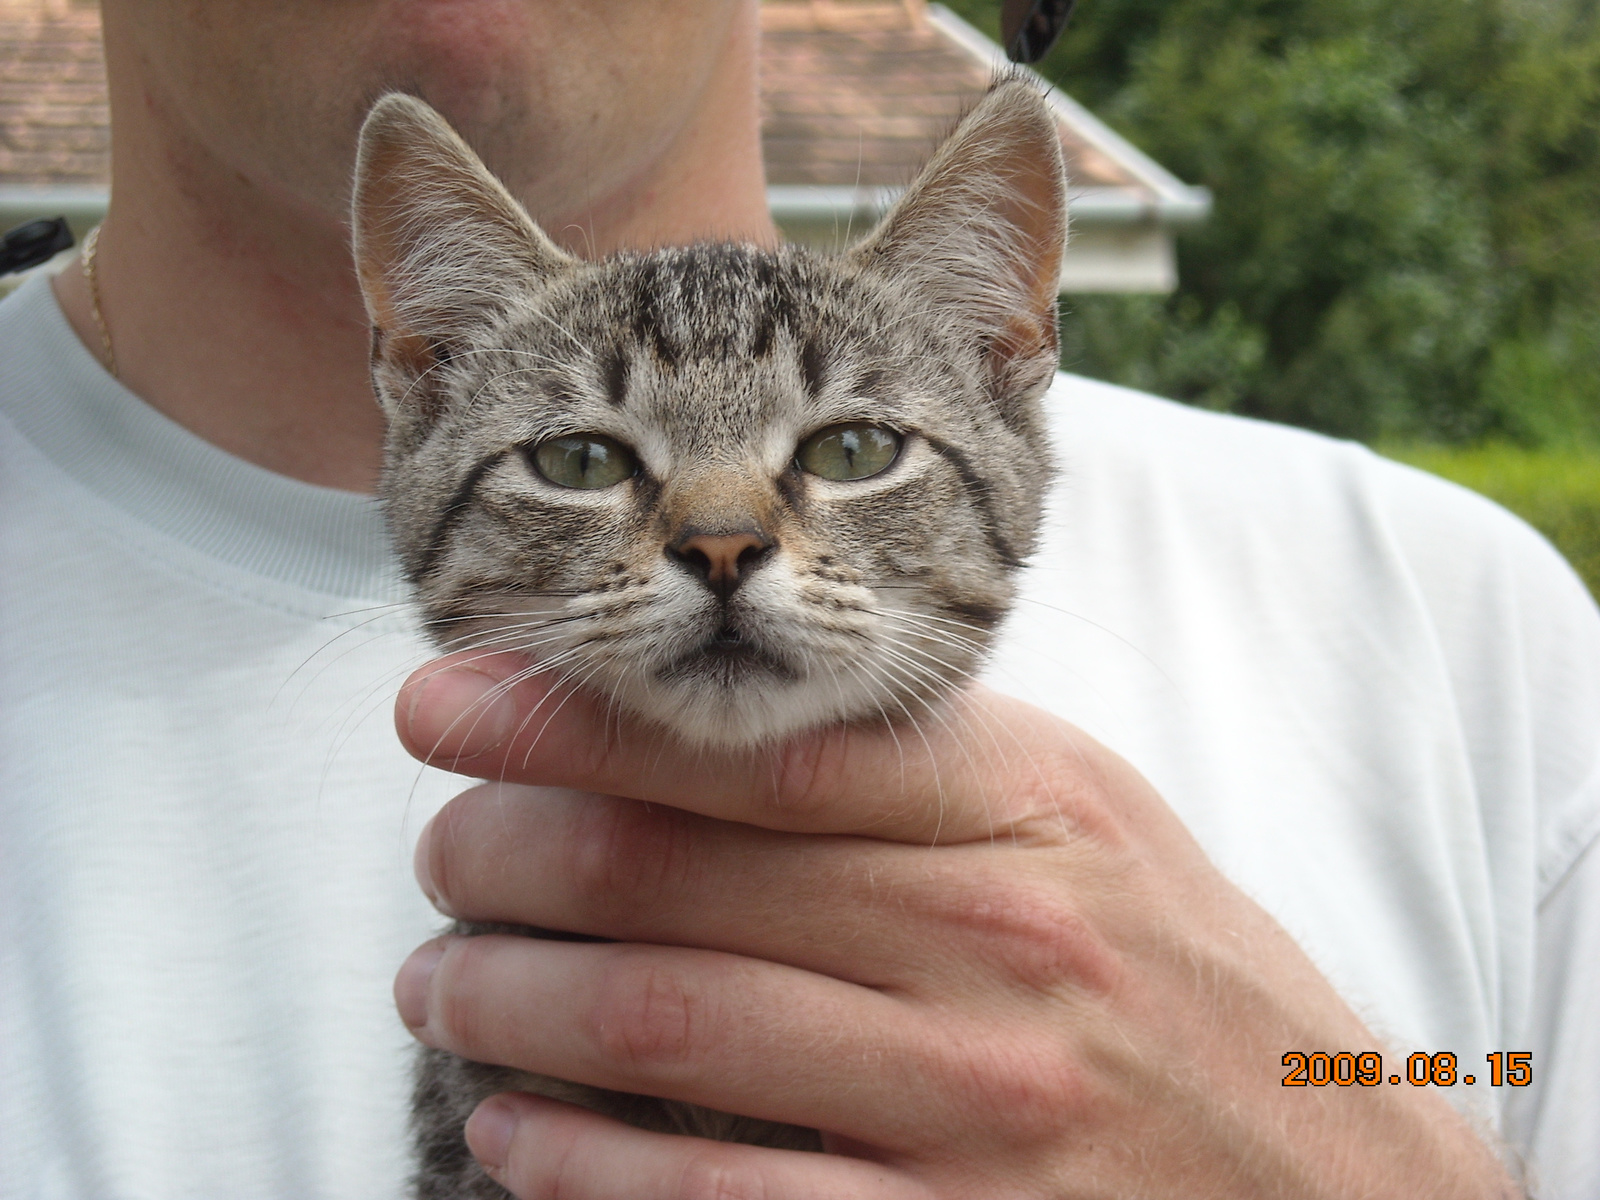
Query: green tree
945,0,1600,445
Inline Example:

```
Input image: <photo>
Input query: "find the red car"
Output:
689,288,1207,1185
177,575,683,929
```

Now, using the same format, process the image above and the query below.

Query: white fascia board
923,3,1210,226
0,186,110,231
768,183,1189,227
765,185,899,222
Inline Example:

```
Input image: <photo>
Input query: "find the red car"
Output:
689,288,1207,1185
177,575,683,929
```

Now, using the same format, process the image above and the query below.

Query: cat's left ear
849,80,1067,407
351,92,575,417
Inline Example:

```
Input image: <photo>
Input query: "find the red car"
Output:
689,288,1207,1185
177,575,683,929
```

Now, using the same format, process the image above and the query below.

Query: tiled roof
3,0,1156,195
0,0,106,186
759,0,1139,189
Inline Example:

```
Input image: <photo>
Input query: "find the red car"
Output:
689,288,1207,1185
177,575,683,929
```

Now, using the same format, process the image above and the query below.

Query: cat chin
608,670,919,751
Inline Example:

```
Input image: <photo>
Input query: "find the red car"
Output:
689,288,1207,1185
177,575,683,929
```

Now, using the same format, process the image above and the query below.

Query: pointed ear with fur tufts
351,92,576,421
849,80,1067,411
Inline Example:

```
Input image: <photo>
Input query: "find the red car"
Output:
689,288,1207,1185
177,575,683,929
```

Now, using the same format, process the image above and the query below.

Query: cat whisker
431,617,588,646
422,591,589,610
849,653,951,844
882,634,1094,846
395,644,604,823
413,645,597,781
1010,595,1180,693
521,302,588,356
870,604,996,642
865,639,1012,840
886,605,1171,766
875,603,1167,759
509,655,619,777
874,615,989,659
320,600,412,620
457,364,560,418
280,606,417,710
873,631,980,684
395,344,571,406
835,655,912,800
421,612,565,633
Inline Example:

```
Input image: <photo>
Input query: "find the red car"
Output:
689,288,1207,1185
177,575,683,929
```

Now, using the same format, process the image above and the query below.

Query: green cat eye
795,423,902,482
530,434,638,490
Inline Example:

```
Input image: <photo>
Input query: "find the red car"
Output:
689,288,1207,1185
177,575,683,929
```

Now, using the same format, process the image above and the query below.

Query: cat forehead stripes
470,246,910,431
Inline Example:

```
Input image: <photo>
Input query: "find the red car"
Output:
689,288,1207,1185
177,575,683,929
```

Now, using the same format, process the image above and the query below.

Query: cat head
352,82,1065,748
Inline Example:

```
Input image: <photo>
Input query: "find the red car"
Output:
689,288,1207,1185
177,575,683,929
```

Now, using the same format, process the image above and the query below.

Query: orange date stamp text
1281,1051,1532,1087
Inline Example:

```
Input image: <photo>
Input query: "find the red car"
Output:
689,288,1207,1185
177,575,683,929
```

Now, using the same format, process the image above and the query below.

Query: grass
1379,443,1600,601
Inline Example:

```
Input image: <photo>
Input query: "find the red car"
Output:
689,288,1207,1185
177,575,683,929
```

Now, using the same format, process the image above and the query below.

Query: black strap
1001,0,1076,64
0,217,75,278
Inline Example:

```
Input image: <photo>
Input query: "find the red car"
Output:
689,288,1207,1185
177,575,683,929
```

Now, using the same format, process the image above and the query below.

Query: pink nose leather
671,532,772,593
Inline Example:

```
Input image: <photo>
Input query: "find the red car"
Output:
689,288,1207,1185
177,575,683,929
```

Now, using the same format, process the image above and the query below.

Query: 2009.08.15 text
1281,1052,1532,1088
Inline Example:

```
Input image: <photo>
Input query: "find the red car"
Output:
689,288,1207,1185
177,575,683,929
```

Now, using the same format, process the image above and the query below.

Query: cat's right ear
351,92,575,419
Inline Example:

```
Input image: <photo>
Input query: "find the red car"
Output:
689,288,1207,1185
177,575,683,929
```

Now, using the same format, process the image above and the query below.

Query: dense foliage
945,0,1600,446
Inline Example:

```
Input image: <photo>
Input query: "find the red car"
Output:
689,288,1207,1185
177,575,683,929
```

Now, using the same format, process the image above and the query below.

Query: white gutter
3,182,1202,242
0,185,109,233
767,183,1205,229
764,185,900,225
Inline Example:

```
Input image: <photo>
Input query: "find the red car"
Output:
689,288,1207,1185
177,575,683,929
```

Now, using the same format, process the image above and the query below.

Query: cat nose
667,530,774,598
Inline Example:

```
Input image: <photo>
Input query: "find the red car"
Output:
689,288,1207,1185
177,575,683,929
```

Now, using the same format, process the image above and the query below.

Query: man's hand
393,651,1517,1200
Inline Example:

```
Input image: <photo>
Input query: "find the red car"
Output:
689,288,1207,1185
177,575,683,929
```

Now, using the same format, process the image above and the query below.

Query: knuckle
941,1033,1085,1146
553,705,624,791
589,950,707,1071
1026,743,1138,852
421,793,472,914
569,800,698,923
770,725,854,822
584,719,626,784
939,875,1122,998
984,720,1136,851
673,1146,770,1200
523,1109,585,1200
431,935,501,1058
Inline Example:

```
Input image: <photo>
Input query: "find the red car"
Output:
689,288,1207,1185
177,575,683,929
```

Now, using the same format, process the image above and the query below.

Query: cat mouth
658,624,797,684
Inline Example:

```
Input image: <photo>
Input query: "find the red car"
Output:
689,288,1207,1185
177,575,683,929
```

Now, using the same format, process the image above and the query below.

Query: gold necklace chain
81,225,118,379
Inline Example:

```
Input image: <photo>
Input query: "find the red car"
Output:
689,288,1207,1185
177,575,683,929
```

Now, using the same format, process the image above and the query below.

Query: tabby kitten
351,80,1067,1198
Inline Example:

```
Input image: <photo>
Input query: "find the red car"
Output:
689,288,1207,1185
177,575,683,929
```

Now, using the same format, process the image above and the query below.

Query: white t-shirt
2,271,1597,1198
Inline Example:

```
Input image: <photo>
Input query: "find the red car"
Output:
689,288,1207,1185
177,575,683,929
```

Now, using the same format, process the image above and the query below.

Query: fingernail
395,939,447,1031
412,815,456,917
405,665,519,759
466,1095,519,1171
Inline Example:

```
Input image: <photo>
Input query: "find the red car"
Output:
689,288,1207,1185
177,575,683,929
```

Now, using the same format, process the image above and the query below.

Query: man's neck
54,167,387,491
55,16,777,495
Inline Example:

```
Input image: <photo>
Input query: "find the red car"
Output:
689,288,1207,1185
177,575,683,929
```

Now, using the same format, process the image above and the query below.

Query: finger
417,783,1114,994
395,933,954,1142
465,1093,929,1200
396,650,1117,844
